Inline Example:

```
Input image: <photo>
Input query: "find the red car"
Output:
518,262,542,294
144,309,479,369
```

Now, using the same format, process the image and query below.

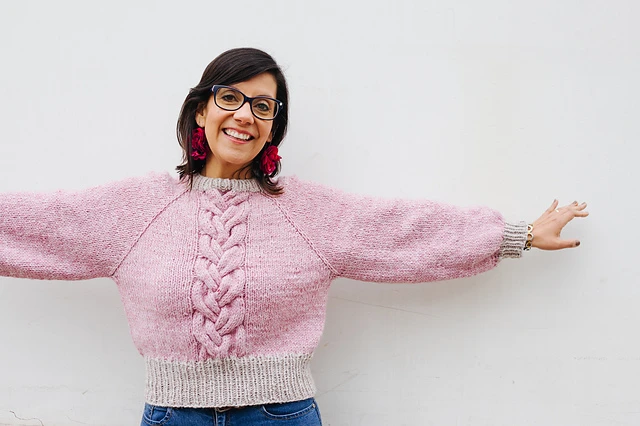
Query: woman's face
196,72,277,179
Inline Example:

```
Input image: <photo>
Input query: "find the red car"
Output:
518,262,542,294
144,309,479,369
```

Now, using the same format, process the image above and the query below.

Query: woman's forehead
230,73,277,98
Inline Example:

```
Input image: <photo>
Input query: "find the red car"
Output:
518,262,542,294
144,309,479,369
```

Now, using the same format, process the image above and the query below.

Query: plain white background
0,1,636,424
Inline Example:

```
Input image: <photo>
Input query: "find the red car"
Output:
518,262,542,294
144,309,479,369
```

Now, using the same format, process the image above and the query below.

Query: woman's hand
531,200,589,250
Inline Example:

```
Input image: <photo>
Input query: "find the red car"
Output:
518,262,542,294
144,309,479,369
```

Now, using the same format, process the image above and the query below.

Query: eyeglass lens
215,87,279,120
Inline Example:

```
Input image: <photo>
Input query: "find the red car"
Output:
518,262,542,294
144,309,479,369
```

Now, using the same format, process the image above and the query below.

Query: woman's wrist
524,223,534,251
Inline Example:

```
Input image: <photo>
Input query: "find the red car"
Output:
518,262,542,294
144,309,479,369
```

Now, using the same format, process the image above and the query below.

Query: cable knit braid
192,190,249,359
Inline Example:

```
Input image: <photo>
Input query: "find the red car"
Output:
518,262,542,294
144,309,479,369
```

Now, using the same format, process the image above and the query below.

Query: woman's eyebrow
229,85,277,98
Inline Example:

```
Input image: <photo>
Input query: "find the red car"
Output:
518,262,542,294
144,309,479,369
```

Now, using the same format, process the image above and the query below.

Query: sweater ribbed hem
500,221,528,259
145,354,316,408
191,174,261,193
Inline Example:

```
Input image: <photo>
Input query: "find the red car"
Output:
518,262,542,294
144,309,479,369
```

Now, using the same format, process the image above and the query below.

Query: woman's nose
233,101,254,123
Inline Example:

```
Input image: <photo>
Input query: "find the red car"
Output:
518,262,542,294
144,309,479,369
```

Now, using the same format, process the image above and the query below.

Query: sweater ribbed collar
191,173,261,193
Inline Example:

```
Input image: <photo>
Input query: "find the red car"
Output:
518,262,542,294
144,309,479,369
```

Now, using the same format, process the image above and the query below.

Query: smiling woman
0,47,588,426
176,48,289,194
196,73,279,179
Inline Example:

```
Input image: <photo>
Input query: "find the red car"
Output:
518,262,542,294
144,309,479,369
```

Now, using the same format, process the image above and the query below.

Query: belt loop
214,409,226,426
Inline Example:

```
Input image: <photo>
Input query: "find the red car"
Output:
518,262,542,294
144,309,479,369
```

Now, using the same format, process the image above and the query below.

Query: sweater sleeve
0,172,185,281
276,176,527,284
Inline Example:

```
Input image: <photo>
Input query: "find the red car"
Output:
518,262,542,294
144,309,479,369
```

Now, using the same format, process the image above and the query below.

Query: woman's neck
202,161,252,180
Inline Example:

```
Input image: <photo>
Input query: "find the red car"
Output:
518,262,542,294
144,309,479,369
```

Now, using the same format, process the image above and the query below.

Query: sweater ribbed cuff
500,221,528,259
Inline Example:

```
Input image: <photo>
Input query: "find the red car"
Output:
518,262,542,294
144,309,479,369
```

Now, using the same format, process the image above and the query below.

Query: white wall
0,1,636,424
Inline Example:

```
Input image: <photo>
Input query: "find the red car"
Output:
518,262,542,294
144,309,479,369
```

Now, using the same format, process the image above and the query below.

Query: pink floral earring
260,145,281,175
191,127,207,161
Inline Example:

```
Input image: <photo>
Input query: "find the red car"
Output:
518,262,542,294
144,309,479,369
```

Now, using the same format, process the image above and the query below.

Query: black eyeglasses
211,85,283,120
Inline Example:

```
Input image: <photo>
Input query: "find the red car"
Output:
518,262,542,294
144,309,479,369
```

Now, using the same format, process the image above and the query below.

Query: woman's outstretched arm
0,173,185,281
276,177,587,284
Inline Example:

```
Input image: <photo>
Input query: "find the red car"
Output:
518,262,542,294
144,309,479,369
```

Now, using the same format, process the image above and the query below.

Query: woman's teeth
224,129,252,140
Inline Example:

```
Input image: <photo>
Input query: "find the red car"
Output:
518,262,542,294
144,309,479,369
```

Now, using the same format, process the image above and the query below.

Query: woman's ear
195,102,207,127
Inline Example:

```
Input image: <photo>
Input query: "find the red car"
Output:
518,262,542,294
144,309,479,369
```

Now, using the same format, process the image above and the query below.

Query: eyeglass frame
210,85,284,121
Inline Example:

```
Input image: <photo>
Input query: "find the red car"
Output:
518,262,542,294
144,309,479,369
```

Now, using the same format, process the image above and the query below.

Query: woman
0,48,588,425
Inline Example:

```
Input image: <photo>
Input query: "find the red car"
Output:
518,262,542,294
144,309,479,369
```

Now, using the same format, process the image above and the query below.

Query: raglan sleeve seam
270,196,341,278
110,187,190,277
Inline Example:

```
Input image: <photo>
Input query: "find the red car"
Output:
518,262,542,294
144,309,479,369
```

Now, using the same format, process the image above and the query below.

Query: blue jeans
140,397,322,426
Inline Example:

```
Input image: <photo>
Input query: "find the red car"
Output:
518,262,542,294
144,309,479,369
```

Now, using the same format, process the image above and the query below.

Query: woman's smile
223,128,254,144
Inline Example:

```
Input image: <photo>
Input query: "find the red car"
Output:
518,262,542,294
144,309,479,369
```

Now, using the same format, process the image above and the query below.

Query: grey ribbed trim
500,221,528,259
145,354,316,408
191,174,261,192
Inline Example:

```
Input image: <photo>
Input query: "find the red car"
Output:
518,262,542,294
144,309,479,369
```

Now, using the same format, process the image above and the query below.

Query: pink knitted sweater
0,172,527,407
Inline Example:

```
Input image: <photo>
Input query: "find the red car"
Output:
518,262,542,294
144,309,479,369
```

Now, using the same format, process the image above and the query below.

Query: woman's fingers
558,208,589,228
532,200,588,250
562,202,589,217
570,201,587,210
546,199,559,214
552,201,580,216
557,239,581,249
558,202,588,215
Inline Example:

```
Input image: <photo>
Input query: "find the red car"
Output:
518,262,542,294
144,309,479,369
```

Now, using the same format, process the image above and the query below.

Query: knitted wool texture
0,172,527,407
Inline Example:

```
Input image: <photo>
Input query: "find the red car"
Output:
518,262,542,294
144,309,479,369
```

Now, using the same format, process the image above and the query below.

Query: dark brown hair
176,48,289,195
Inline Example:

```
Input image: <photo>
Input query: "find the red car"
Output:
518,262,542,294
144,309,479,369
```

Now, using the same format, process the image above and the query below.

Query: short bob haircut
176,48,289,195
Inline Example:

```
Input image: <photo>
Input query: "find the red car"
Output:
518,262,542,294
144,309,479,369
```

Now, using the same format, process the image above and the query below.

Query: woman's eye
255,102,271,112
221,94,238,102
